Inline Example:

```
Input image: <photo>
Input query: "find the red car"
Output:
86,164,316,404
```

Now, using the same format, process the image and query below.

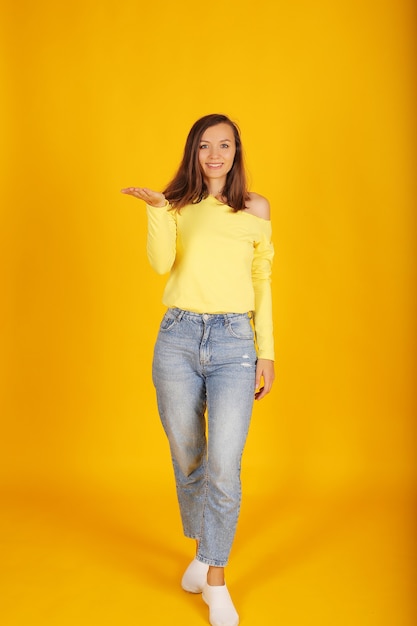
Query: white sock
181,558,209,593
202,583,239,626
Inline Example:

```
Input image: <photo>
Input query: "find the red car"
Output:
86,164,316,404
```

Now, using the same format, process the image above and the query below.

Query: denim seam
197,446,210,560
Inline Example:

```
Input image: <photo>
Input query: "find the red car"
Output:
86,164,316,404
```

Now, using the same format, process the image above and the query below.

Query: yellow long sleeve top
146,195,274,360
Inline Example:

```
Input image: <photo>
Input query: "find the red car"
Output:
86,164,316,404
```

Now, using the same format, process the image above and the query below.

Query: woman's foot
202,583,239,626
181,558,209,593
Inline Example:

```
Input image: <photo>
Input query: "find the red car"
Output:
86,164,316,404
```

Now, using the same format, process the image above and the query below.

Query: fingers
120,187,150,201
255,386,265,400
255,379,272,400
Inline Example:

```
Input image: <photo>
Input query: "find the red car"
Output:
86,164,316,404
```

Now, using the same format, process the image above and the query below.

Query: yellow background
0,1,415,625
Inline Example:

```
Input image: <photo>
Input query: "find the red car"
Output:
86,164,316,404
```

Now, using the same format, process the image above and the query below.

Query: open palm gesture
121,187,166,207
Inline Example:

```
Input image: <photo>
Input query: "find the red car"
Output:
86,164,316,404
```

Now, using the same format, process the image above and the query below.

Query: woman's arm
247,193,275,400
121,186,177,274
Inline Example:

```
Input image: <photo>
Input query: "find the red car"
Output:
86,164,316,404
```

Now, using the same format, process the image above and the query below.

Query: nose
208,146,220,159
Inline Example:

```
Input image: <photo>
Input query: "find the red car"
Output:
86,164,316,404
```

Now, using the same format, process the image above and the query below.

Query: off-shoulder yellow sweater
146,195,274,360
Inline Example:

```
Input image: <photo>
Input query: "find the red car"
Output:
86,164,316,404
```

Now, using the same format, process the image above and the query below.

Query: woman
122,113,275,626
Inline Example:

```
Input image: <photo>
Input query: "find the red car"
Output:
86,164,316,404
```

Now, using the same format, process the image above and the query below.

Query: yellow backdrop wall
1,0,414,491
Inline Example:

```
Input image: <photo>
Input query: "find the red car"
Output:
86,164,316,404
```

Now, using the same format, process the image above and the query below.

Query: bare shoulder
245,192,271,219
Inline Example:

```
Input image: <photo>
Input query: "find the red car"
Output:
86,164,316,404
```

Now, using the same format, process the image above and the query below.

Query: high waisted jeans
152,308,257,567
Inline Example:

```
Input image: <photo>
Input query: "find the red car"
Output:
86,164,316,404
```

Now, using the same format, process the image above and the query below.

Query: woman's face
198,123,236,186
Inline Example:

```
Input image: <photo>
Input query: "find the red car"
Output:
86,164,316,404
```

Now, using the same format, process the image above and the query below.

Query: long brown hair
163,114,249,212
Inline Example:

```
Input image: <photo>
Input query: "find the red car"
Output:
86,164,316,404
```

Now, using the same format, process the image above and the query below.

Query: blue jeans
152,308,257,567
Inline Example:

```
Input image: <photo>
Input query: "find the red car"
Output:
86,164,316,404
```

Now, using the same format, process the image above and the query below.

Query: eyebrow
199,138,232,143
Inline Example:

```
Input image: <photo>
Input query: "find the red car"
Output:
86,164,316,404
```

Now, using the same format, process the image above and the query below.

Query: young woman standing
122,113,275,626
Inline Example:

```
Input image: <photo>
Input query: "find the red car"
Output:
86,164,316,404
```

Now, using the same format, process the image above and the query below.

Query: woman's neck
205,178,226,199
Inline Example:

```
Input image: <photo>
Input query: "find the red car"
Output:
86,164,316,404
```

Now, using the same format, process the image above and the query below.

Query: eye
199,143,209,149
221,143,230,149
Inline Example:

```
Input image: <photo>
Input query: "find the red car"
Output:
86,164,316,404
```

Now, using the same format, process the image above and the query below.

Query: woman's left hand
255,359,275,400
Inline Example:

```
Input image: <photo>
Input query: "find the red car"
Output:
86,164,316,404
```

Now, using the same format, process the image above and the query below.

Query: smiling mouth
206,163,223,169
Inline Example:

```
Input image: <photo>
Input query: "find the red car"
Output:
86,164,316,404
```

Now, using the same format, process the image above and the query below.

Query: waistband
167,307,253,322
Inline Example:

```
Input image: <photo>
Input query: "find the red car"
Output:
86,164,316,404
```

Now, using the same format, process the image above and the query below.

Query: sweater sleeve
146,202,177,274
252,220,275,361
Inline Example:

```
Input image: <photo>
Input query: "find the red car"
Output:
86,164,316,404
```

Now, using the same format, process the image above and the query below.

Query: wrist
148,199,168,209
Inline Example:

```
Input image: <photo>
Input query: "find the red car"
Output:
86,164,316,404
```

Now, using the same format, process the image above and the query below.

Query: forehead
200,123,235,142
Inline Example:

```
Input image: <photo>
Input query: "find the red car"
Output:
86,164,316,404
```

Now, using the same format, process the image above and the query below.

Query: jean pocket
159,310,178,332
226,316,254,340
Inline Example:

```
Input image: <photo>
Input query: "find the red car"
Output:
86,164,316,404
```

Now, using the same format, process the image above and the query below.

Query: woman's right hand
121,187,166,208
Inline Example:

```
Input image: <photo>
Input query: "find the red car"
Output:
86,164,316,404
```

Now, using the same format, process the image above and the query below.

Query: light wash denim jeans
152,308,257,567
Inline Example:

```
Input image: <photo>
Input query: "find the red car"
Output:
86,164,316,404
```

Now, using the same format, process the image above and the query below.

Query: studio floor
1,476,414,626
